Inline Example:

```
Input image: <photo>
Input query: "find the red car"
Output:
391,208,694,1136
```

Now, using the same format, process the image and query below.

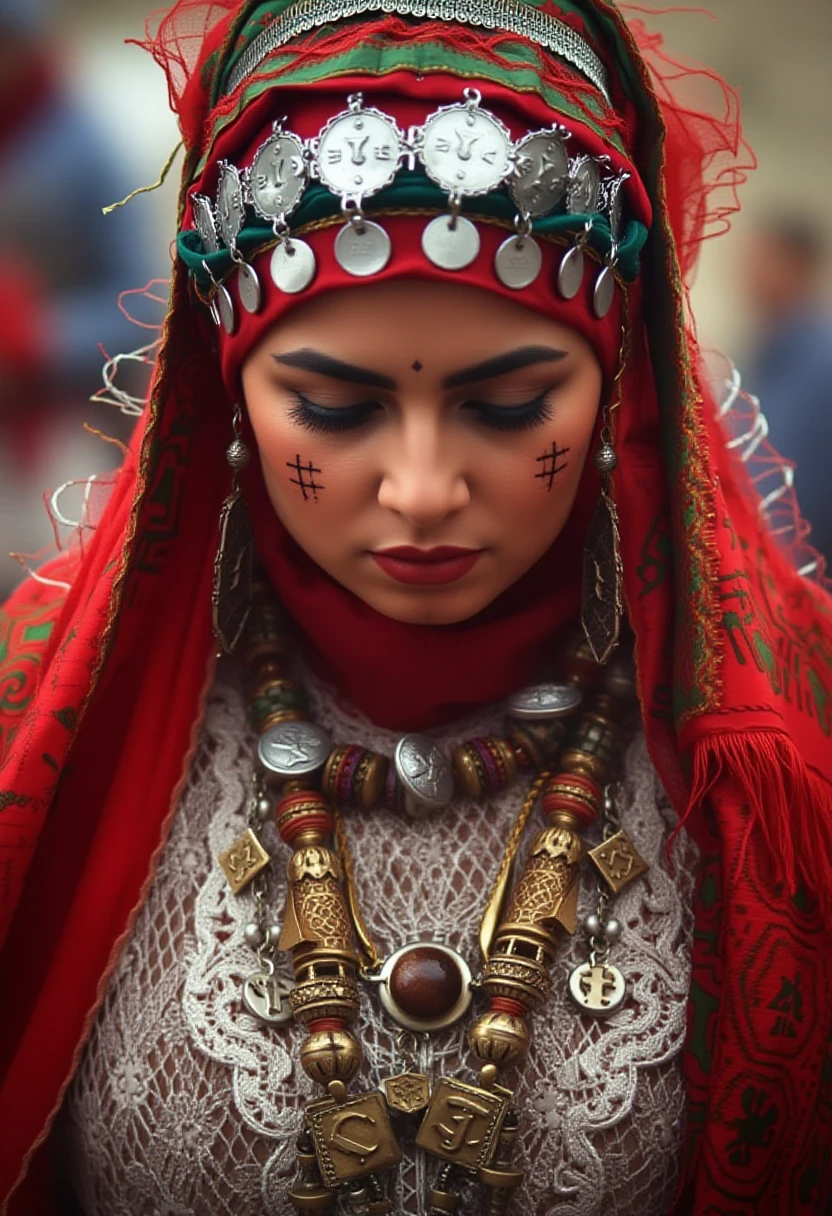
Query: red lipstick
371,545,484,585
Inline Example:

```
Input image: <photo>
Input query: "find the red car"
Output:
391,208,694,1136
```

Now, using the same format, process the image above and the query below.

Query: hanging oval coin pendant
217,283,236,334
507,683,583,720
378,942,473,1032
422,214,480,271
242,971,294,1027
334,220,391,277
271,239,316,294
495,235,543,290
237,262,262,313
568,960,626,1017
593,265,616,319
557,245,584,300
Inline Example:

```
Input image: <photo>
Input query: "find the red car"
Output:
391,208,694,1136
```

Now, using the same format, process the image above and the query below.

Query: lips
370,546,484,585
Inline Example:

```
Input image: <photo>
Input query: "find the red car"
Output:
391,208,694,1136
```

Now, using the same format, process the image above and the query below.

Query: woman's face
242,280,603,625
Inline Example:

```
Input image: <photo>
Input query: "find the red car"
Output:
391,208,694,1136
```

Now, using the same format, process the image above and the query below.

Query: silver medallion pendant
422,214,480,271
557,244,585,300
334,219,392,277
376,941,473,1032
568,960,626,1017
249,126,307,223
217,161,247,250
242,971,294,1026
510,128,569,218
593,264,616,319
316,94,402,202
420,90,513,197
258,721,332,778
394,734,454,815
216,282,236,334
271,239,316,293
567,156,601,215
506,682,583,720
236,261,262,313
495,234,542,289
192,193,220,253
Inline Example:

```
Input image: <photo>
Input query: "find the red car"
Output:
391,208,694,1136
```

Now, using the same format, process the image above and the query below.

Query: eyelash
286,390,555,435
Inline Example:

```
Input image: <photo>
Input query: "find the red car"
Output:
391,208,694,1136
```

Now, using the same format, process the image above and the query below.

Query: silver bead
255,794,272,822
243,921,264,948
227,438,251,471
265,924,282,949
594,442,617,474
585,913,602,937
605,917,622,943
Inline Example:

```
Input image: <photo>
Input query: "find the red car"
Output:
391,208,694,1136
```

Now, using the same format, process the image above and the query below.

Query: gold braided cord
333,804,383,975
101,141,183,215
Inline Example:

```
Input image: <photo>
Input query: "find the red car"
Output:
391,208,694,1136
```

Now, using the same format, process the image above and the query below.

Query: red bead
389,946,463,1021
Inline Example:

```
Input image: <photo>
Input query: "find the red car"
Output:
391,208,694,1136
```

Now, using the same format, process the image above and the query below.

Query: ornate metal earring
581,423,623,665
212,403,254,654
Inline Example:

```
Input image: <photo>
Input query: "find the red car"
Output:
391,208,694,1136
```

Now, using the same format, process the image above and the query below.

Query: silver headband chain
225,0,610,102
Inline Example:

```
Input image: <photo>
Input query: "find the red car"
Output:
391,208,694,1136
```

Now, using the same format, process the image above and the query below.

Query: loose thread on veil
102,141,183,215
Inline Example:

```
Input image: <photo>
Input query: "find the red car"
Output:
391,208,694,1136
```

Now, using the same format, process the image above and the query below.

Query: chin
366,588,494,626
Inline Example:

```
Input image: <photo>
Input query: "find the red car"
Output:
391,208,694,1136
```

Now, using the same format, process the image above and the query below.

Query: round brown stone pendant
377,942,473,1032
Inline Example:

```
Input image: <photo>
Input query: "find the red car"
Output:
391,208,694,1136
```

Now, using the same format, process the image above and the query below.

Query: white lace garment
58,662,699,1216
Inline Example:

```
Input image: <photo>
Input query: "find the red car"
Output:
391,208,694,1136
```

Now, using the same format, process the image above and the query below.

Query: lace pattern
57,662,699,1215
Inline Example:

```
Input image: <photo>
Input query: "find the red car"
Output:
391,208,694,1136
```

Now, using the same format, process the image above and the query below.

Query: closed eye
463,389,554,432
286,393,381,433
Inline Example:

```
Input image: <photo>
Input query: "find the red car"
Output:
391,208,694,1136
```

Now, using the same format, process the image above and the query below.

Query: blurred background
1,0,831,597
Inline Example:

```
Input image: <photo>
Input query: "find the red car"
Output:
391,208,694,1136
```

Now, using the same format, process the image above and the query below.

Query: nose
376,415,470,528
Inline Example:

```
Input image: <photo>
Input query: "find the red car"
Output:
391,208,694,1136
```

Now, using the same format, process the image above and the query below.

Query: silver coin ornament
507,682,583,720
258,720,332,777
568,960,626,1017
421,94,513,196
249,129,307,221
317,98,401,201
192,194,220,253
216,282,236,334
605,172,629,242
394,734,454,814
217,161,247,249
334,219,392,277
422,214,480,271
495,234,543,290
567,156,601,215
557,244,585,299
237,261,262,313
510,130,569,218
242,971,294,1026
271,239,316,293
593,264,616,319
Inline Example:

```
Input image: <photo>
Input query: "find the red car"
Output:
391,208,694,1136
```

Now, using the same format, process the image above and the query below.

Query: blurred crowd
0,0,830,600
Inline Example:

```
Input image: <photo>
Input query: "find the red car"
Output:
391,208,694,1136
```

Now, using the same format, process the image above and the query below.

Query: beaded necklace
217,582,648,1213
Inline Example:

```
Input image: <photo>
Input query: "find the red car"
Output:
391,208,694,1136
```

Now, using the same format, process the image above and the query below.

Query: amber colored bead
389,946,464,1020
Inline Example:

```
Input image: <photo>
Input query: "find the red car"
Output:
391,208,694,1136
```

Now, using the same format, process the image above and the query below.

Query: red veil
1,3,831,1213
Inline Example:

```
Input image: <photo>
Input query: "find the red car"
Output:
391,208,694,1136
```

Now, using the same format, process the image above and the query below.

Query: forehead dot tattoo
287,454,325,502
411,360,424,372
535,440,571,492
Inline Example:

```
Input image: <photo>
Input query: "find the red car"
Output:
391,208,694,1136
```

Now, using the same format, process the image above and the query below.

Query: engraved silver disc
510,130,569,218
250,130,306,221
567,156,601,215
242,971,294,1026
422,214,480,271
334,220,391,277
568,961,626,1017
258,721,332,777
394,734,454,814
506,682,583,720
216,283,236,334
421,102,513,195
192,193,220,253
237,262,262,313
495,234,543,290
557,244,584,300
217,161,246,249
317,105,401,200
377,941,473,1033
270,239,316,293
593,264,616,319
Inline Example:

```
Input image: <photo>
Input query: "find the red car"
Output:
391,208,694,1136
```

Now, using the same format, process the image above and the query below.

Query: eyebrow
271,343,568,391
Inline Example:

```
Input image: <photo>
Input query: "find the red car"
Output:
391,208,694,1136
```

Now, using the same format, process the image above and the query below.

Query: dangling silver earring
212,403,254,654
582,425,623,665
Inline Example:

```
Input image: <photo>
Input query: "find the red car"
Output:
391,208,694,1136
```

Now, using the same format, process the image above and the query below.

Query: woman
0,1,830,1213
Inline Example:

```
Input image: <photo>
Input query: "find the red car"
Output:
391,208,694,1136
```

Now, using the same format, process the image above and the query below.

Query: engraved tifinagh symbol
328,1110,379,1162
535,441,570,491
394,734,454,811
568,960,626,1016
438,1093,491,1152
287,454,325,501
242,972,294,1025
588,829,648,893
345,135,370,165
217,828,270,894
258,721,332,777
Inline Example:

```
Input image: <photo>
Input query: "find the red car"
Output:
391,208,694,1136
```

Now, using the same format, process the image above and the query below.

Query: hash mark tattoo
535,440,570,491
287,454,325,502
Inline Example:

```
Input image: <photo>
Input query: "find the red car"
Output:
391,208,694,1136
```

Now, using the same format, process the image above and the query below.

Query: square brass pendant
217,828,270,895
587,829,648,894
415,1076,511,1170
384,1072,431,1115
306,1090,403,1186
